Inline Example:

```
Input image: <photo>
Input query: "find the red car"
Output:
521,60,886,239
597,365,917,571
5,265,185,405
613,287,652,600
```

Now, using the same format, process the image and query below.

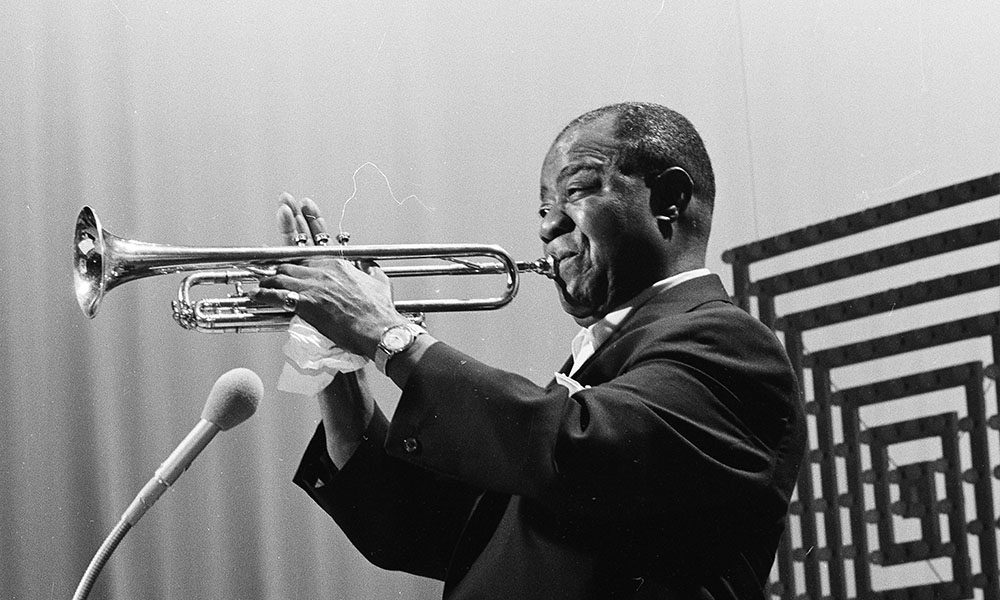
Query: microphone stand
70,369,260,599
72,520,132,600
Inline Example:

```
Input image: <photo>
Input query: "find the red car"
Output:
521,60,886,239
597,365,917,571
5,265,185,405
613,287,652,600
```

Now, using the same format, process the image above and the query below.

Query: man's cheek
562,270,593,304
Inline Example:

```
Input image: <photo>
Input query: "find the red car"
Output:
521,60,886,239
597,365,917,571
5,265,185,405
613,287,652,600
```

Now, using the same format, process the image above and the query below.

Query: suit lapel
556,354,575,376
569,274,732,381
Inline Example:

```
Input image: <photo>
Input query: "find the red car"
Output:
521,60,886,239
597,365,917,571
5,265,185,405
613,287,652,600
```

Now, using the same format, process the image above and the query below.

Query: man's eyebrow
556,162,604,183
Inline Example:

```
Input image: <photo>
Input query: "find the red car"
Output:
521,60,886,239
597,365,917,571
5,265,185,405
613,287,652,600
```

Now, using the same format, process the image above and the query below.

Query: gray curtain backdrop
2,2,997,599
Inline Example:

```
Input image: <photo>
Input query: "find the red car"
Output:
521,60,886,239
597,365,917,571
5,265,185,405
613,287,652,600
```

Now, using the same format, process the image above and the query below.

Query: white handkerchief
277,316,368,396
554,372,590,396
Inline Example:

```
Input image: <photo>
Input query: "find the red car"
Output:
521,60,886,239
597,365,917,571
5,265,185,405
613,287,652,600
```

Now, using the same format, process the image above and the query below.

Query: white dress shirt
568,269,711,375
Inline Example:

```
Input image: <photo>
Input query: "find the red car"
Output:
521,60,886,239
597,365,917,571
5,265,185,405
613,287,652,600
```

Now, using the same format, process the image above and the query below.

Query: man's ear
646,166,694,238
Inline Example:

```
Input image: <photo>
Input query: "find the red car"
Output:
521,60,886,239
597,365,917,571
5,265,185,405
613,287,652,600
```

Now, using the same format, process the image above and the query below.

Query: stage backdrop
2,2,997,599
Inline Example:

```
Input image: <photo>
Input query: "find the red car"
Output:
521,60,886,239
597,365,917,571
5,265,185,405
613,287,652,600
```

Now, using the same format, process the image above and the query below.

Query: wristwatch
374,323,425,374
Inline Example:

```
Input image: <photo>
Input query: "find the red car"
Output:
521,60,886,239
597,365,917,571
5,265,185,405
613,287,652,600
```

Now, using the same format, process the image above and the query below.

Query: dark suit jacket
294,275,806,599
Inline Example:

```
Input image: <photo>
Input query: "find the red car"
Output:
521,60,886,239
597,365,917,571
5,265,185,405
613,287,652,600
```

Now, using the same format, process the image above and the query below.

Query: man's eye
538,206,551,218
566,183,596,199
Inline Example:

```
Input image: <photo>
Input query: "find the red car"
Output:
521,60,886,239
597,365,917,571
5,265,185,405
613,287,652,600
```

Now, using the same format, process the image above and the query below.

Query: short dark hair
561,102,716,206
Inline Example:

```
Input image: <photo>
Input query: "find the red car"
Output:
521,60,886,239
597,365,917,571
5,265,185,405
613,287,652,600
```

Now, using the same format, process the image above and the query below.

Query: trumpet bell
74,206,166,317
73,206,107,318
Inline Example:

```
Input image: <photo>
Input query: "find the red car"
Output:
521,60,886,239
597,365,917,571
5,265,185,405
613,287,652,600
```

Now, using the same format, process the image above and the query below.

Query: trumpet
73,206,554,332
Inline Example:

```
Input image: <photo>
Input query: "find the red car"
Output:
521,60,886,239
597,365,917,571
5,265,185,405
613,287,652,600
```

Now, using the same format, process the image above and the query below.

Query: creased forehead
554,113,619,149
543,116,621,173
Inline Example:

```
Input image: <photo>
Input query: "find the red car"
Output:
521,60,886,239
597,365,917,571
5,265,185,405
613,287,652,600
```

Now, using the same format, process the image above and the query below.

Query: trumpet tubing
73,206,554,332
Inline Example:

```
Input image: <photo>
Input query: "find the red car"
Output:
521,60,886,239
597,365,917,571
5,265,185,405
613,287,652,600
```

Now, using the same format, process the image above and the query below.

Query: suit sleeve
385,306,804,532
294,405,484,580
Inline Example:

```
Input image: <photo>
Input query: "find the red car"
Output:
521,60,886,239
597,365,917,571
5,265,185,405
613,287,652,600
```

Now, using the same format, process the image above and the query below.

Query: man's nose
539,206,574,243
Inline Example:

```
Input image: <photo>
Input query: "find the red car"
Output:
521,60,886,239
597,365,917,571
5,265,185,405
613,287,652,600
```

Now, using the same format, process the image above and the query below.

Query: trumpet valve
171,299,197,330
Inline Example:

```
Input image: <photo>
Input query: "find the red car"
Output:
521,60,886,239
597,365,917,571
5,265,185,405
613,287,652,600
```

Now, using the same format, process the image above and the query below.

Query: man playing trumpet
252,102,806,600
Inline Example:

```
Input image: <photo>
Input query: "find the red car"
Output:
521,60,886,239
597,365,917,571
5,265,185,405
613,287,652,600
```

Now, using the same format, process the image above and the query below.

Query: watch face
381,327,413,352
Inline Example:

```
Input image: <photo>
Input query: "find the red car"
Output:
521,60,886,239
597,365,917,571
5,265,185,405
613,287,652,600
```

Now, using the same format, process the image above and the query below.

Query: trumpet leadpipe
381,257,554,278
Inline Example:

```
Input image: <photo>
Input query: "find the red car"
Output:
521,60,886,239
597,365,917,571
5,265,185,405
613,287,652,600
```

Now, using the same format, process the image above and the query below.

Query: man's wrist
384,333,435,388
374,322,427,374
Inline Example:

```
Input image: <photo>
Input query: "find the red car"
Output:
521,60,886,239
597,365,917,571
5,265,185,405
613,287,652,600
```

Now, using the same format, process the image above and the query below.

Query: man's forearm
318,335,436,468
317,371,377,468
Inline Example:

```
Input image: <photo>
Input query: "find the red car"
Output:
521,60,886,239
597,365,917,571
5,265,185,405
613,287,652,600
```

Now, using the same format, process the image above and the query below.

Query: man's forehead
543,119,620,176
555,116,618,153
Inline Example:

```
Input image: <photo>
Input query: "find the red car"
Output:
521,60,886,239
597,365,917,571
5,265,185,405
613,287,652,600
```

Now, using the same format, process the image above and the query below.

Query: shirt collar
580,268,712,350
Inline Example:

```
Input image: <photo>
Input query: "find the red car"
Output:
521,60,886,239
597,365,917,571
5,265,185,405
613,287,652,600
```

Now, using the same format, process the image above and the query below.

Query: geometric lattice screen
722,173,1000,599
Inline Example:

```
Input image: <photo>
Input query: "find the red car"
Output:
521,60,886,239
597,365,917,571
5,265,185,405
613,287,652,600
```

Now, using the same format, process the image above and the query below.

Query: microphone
73,368,263,600
120,367,262,525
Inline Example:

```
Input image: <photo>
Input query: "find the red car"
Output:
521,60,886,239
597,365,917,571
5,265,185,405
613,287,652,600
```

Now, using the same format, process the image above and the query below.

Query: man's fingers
279,192,311,245
278,192,333,246
261,260,353,284
357,259,392,296
359,259,387,281
301,197,331,245
278,204,299,245
250,286,305,313
255,272,297,290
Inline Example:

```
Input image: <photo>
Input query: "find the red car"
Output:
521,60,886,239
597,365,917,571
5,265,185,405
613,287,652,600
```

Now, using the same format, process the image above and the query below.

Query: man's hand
251,193,410,358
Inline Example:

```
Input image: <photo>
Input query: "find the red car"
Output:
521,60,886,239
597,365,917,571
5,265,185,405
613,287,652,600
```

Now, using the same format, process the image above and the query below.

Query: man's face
538,116,666,324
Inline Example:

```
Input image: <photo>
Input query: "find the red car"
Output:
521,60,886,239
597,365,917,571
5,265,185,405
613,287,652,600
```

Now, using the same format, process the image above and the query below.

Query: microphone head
201,368,263,430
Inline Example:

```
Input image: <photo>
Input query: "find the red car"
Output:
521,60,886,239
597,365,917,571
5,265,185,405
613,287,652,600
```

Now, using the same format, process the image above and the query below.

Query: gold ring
293,233,309,246
283,291,300,312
